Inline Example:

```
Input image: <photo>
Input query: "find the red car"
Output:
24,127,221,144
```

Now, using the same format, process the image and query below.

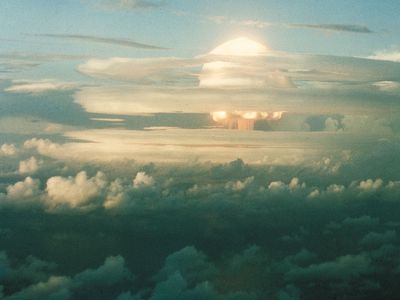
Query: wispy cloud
32,33,168,50
204,14,374,34
84,0,164,10
4,79,80,94
368,50,400,62
0,52,88,75
290,23,373,33
207,15,271,29
0,61,40,73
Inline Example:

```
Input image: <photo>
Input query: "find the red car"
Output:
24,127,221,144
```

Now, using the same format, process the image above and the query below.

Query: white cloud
133,171,154,188
0,144,17,156
225,176,254,191
19,157,42,174
268,177,306,193
307,189,320,199
373,81,400,92
77,47,400,90
74,83,400,118
78,56,198,84
53,125,385,165
46,171,107,209
324,117,340,132
268,181,286,191
4,79,78,94
326,184,345,194
24,138,62,157
359,178,383,191
288,177,305,191
368,50,400,62
104,179,126,209
6,177,41,200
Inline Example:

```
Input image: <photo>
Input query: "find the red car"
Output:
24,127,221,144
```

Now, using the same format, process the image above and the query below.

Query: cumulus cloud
285,254,372,282
8,139,400,211
326,184,345,194
133,171,154,188
5,177,40,200
225,176,254,191
358,178,384,191
0,144,17,156
3,275,72,300
46,171,107,209
73,255,133,287
1,253,133,299
267,177,306,194
104,179,126,209
0,252,57,288
144,246,257,300
2,157,400,298
155,246,215,283
3,127,400,298
24,138,63,158
18,156,42,174
324,117,340,132
342,215,379,227
360,230,397,247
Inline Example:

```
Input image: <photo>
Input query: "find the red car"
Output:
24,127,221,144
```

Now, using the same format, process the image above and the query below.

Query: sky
1,1,400,299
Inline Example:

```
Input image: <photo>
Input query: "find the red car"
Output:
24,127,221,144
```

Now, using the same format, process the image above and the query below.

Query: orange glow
211,111,228,122
211,111,285,130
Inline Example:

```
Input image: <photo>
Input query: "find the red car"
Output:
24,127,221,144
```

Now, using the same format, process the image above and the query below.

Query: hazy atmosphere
1,1,400,299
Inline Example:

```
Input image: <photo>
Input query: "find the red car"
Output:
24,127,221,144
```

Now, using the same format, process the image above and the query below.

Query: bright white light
199,37,270,88
241,111,258,120
211,111,228,122
210,37,269,57
211,111,286,127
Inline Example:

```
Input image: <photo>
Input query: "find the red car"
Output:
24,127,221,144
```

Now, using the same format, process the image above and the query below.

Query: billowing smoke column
211,111,285,130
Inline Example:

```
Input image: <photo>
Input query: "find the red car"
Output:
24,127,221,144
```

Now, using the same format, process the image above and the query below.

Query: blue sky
1,0,400,59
